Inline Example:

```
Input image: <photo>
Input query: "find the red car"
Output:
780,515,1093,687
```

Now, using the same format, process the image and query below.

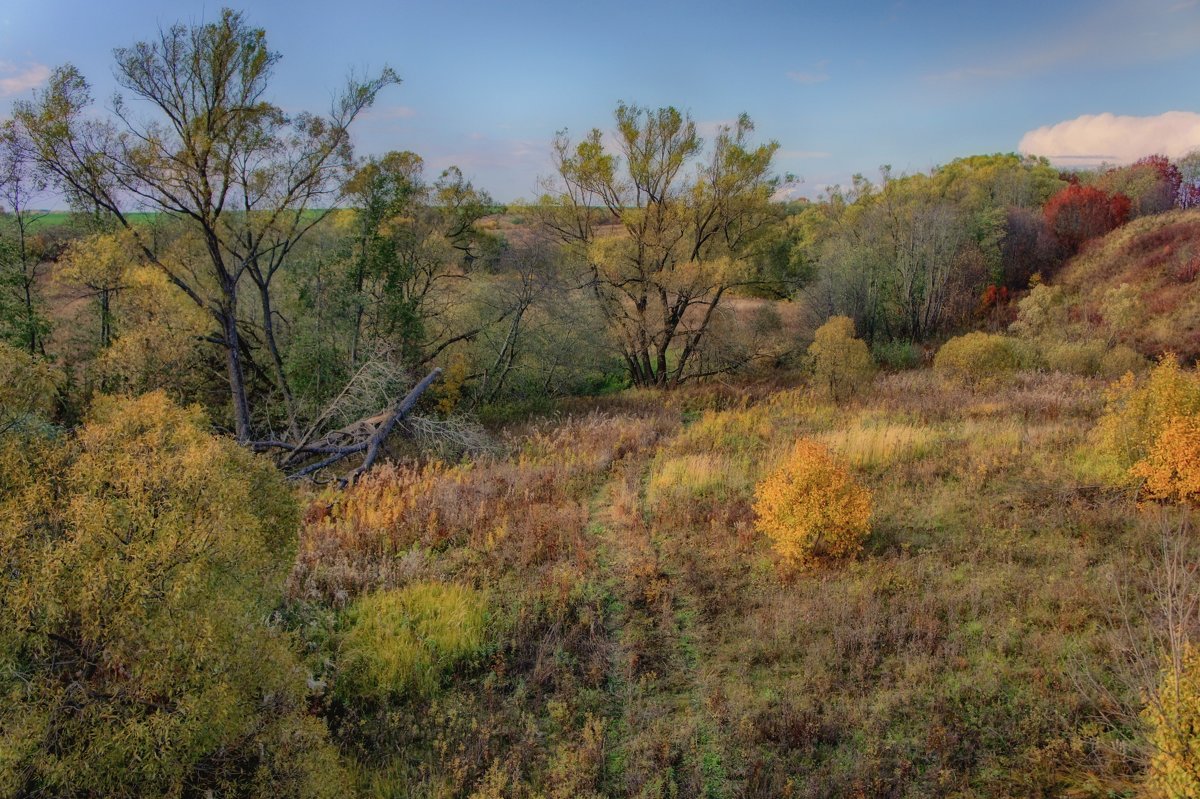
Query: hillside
1057,208,1200,361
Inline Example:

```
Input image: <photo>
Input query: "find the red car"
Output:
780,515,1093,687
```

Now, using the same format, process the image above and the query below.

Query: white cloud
1018,111,1200,166
0,61,49,97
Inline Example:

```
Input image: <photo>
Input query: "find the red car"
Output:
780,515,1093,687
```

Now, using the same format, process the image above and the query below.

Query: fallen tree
253,367,442,486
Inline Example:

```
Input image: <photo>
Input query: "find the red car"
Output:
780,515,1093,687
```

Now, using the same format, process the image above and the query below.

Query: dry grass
1059,208,1200,360
289,366,1163,797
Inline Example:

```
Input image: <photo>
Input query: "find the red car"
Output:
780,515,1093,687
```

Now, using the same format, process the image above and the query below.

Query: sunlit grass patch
647,453,753,505
815,419,940,470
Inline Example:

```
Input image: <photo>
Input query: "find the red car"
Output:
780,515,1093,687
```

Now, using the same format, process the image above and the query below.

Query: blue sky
3,0,1200,201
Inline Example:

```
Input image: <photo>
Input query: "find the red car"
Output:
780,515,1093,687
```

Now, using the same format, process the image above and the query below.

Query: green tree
13,9,397,440
341,152,497,369
539,103,783,387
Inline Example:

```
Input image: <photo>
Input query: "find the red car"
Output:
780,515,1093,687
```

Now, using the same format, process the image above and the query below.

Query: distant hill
1057,208,1200,361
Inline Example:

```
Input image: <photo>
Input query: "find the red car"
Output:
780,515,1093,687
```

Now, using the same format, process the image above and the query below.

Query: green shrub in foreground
337,581,487,703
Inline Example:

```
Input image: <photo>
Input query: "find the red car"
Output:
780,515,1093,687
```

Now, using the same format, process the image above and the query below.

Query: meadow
287,366,1167,797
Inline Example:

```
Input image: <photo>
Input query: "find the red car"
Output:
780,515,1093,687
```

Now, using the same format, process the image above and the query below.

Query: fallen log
251,367,442,485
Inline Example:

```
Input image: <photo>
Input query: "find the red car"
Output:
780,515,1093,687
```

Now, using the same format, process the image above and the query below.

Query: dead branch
252,367,442,485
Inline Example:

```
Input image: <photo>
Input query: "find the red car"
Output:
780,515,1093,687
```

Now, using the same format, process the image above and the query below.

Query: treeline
788,150,1199,350
3,8,1200,444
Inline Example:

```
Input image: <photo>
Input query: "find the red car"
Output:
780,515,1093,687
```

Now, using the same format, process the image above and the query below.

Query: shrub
872,339,922,371
1043,340,1106,377
1145,642,1200,797
933,332,1022,389
808,316,875,401
0,392,344,797
1098,345,1149,380
1009,284,1067,339
1132,415,1200,505
1093,356,1200,476
337,581,487,702
752,439,871,569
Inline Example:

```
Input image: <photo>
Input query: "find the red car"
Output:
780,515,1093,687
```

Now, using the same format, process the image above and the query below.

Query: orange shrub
752,439,871,569
1133,415,1200,505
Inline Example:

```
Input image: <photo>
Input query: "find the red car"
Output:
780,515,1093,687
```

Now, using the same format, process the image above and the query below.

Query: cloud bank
1019,111,1200,166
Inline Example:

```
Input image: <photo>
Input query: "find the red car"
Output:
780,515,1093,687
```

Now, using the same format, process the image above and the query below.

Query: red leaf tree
1043,184,1132,252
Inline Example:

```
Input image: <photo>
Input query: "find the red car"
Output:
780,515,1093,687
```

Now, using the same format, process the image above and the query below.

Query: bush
1093,356,1200,477
933,332,1023,389
1009,284,1068,339
1098,344,1149,380
1132,415,1200,505
1043,340,1106,377
808,316,875,401
753,439,871,569
337,581,487,702
0,392,344,797
872,339,922,371
1145,642,1200,797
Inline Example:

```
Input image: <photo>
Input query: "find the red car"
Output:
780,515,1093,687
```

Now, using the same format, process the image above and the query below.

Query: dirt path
585,442,736,798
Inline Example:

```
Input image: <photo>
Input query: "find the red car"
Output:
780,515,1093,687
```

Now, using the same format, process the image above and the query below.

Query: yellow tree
539,104,782,387
56,230,139,348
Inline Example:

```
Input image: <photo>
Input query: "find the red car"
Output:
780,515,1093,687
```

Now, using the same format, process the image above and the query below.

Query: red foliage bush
978,284,1010,313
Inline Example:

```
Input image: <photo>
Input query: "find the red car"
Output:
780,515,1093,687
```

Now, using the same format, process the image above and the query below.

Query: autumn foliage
1145,642,1200,797
1043,183,1132,252
753,439,871,569
1132,415,1200,506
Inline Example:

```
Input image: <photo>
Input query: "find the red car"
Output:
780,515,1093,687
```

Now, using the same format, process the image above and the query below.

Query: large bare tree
13,8,397,440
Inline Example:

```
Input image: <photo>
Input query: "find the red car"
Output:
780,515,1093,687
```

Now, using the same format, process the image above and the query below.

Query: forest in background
5,7,1200,798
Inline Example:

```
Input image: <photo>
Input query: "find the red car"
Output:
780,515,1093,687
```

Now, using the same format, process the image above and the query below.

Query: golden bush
933,332,1023,389
808,315,874,402
1093,356,1200,478
752,439,871,569
1133,415,1200,506
1145,642,1200,798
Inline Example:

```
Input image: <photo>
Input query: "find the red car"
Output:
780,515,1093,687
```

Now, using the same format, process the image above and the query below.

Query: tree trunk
221,306,253,442
257,283,298,437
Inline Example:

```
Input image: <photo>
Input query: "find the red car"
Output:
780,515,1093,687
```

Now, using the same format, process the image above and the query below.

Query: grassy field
291,367,1158,798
